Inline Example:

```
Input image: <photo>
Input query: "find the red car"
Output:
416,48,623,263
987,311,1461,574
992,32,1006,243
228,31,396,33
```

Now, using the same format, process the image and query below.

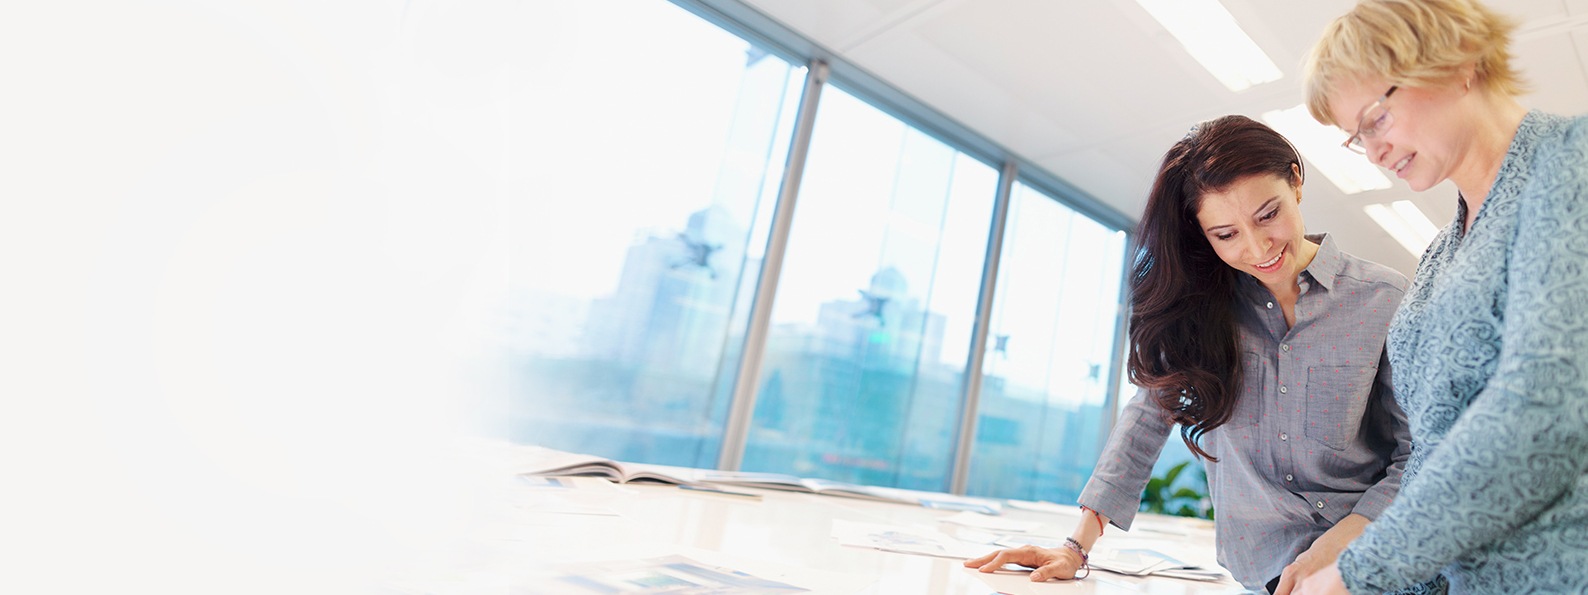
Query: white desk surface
404,476,1255,594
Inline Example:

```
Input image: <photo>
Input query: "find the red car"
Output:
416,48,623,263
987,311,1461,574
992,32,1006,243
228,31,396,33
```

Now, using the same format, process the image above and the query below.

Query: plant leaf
1164,461,1188,485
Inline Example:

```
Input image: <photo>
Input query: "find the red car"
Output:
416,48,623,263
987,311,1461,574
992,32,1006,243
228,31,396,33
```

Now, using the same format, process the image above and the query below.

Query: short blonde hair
1304,0,1525,126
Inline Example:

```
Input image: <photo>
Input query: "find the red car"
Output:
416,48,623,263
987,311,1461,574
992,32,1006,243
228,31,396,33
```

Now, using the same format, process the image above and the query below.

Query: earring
1465,78,1472,92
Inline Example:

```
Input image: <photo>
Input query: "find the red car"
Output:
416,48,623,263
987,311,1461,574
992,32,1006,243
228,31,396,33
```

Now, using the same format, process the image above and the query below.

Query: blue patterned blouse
1336,111,1588,593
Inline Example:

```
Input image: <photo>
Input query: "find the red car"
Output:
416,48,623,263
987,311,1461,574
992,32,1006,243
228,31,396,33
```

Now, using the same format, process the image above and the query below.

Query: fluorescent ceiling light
1262,105,1393,195
1135,0,1283,91
1390,201,1441,239
1364,200,1440,256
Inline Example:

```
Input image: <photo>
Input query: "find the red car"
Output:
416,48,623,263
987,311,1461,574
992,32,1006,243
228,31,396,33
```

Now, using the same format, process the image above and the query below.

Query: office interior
11,0,1587,592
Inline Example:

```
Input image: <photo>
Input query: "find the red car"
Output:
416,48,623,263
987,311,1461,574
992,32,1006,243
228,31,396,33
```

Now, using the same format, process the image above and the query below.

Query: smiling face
1194,171,1313,289
1326,76,1473,192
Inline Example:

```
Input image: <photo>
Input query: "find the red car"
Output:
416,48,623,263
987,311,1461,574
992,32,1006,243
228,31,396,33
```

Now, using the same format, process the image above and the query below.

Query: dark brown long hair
1129,115,1302,461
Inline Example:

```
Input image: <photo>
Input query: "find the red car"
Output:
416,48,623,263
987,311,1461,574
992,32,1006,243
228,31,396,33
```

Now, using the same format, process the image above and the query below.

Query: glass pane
506,0,805,467
742,86,1000,491
966,182,1128,502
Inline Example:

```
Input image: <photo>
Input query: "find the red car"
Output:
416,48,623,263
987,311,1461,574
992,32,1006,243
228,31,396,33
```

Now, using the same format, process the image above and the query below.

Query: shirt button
1266,301,1274,309
1282,344,1291,352
1315,501,1326,509
1280,433,1289,441
1285,474,1294,482
1279,386,1288,394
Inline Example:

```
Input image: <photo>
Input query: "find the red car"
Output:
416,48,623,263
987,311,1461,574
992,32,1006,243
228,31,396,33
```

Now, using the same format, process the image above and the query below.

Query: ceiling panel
733,0,1588,276
1031,147,1142,213
825,24,1087,159
1504,0,1573,23
873,0,1233,147
1516,33,1588,114
739,0,913,53
1299,196,1419,275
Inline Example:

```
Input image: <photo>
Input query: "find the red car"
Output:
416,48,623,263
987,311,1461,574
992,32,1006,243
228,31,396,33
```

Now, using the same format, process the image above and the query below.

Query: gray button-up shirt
1078,233,1412,589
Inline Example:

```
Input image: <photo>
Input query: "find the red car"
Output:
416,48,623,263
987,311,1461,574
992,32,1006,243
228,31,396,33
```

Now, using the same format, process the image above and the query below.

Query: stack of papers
1088,548,1225,581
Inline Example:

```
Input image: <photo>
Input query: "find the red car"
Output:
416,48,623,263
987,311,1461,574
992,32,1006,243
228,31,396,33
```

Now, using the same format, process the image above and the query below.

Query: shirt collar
1301,233,1341,292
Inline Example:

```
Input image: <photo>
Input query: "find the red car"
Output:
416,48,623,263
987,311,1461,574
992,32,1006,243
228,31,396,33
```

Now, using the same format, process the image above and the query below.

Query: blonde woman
1298,0,1588,593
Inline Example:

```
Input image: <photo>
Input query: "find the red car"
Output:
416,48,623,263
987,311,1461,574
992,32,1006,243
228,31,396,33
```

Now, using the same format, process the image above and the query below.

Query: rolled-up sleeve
1077,386,1173,530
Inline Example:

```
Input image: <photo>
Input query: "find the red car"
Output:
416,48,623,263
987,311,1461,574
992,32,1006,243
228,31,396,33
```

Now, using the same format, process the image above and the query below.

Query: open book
510,445,706,486
506,445,1002,512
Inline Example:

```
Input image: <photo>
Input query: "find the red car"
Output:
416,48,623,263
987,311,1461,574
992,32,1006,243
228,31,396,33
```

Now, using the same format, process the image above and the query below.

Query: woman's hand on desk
963,545,1083,581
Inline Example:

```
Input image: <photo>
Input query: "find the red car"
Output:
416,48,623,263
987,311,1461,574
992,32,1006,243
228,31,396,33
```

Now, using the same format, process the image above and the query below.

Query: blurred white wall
0,1,563,592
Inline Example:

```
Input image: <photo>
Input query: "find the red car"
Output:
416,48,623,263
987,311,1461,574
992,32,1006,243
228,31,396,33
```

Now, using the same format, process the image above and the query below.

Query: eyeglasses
1341,86,1398,155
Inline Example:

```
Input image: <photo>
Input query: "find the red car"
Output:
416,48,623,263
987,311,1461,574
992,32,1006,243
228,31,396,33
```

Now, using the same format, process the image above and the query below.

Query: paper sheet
830,519,987,560
938,510,1042,533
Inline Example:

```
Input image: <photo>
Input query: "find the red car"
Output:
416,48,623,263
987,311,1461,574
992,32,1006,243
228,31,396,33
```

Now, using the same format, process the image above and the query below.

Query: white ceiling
735,0,1588,276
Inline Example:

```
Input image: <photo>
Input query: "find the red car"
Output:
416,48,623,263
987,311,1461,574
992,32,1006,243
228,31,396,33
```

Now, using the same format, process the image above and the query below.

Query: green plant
1140,460,1214,520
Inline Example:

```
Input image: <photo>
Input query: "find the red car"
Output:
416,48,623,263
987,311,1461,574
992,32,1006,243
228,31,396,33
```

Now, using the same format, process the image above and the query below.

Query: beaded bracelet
1062,537,1091,579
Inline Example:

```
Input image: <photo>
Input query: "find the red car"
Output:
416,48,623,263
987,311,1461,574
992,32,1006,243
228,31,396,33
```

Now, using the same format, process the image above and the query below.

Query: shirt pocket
1302,365,1377,451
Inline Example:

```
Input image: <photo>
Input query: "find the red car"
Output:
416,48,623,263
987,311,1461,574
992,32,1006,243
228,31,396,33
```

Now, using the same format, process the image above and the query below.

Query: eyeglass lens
1346,87,1397,153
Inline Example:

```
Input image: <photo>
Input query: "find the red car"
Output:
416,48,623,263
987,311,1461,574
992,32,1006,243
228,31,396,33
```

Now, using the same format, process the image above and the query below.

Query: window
507,0,804,467
965,182,1128,502
741,85,999,492
499,0,1135,497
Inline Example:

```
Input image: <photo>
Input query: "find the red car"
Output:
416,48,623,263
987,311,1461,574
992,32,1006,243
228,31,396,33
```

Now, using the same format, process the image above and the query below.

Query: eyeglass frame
1342,85,1399,155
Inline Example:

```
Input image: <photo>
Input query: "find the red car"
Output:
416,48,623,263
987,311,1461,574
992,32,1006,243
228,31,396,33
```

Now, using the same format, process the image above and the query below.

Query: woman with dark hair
966,115,1412,593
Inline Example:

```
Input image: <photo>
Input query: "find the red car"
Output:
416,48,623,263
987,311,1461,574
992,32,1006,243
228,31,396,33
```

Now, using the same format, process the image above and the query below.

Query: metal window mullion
948,159,1016,495
1098,234,1135,451
716,60,829,472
